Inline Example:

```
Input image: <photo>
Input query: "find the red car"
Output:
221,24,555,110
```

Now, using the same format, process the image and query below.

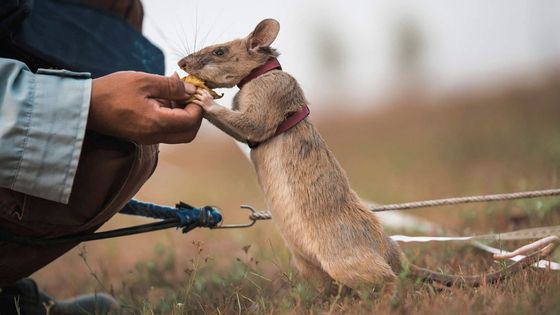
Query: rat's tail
408,256,532,287
408,236,558,287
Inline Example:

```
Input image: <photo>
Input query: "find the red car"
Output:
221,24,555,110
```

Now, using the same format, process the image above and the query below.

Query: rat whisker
193,2,200,52
180,21,192,55
169,46,188,59
145,15,179,54
165,32,189,58
146,15,190,58
199,7,224,49
169,51,187,62
144,14,191,64
172,20,191,55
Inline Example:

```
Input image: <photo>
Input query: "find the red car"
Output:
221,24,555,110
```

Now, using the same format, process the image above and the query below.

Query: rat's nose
177,57,188,69
178,56,196,70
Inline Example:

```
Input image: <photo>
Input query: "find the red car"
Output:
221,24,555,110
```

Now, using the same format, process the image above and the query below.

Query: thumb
145,73,196,100
150,100,203,132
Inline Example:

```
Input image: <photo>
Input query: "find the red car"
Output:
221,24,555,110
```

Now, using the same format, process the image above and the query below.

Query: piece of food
182,75,223,102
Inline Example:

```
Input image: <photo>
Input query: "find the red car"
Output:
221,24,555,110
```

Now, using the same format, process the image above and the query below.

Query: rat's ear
247,19,280,53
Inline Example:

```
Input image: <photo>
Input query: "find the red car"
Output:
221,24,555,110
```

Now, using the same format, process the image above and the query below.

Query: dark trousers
0,133,158,285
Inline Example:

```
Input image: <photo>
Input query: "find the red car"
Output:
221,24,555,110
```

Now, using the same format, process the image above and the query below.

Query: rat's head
178,19,280,89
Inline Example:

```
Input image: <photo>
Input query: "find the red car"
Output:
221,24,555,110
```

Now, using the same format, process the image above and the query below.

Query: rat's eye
213,48,226,56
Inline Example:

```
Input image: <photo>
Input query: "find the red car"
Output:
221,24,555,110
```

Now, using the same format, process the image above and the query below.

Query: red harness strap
247,106,310,149
237,58,282,89
238,58,310,149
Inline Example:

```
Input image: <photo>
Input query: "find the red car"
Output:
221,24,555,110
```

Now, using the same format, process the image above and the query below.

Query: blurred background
143,0,560,111
35,0,560,305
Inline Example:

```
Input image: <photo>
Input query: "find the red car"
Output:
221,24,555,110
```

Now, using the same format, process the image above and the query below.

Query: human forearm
0,58,91,204
0,59,203,203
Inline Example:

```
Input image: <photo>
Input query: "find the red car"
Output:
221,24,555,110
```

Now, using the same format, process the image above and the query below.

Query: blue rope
0,199,223,245
119,199,223,231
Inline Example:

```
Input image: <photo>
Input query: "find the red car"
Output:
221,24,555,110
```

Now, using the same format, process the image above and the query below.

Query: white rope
378,211,560,270
390,225,560,242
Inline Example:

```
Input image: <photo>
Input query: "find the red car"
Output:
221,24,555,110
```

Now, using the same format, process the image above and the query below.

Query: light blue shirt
0,58,91,204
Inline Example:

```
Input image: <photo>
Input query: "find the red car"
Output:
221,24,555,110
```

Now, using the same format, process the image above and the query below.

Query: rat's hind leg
320,251,397,293
291,251,333,289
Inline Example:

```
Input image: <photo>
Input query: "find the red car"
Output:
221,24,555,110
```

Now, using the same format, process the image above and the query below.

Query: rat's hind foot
321,252,397,291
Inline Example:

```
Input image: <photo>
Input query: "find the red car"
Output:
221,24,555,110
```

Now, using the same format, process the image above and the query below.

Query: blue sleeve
0,58,92,204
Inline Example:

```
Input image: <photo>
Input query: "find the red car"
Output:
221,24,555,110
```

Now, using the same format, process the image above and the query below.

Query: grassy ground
34,75,560,314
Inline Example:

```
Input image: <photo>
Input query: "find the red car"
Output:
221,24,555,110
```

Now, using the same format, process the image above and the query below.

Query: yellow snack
182,75,223,102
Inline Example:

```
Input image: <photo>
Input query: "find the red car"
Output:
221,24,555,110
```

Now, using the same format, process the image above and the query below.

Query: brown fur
183,19,551,291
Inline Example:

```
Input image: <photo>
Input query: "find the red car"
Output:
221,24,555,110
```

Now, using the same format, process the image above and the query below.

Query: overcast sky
142,0,560,110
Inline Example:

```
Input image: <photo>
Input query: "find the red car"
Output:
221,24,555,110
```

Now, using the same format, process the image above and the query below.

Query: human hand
88,71,203,144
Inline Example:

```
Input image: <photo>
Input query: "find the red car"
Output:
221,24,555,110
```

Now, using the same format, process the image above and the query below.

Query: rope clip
213,204,271,229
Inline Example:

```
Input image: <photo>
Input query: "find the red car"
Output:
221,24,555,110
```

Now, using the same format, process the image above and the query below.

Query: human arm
0,58,202,204
0,58,91,204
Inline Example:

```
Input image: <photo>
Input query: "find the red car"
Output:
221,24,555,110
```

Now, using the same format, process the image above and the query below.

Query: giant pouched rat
179,18,555,291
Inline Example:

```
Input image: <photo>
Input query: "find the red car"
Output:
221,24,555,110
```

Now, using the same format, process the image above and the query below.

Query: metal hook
212,204,259,229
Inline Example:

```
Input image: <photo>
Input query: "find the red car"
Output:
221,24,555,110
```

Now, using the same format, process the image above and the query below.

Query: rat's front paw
191,89,216,110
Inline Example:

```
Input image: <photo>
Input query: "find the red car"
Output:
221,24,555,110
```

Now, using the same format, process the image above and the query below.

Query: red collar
237,58,282,89
248,105,310,149
238,58,310,149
